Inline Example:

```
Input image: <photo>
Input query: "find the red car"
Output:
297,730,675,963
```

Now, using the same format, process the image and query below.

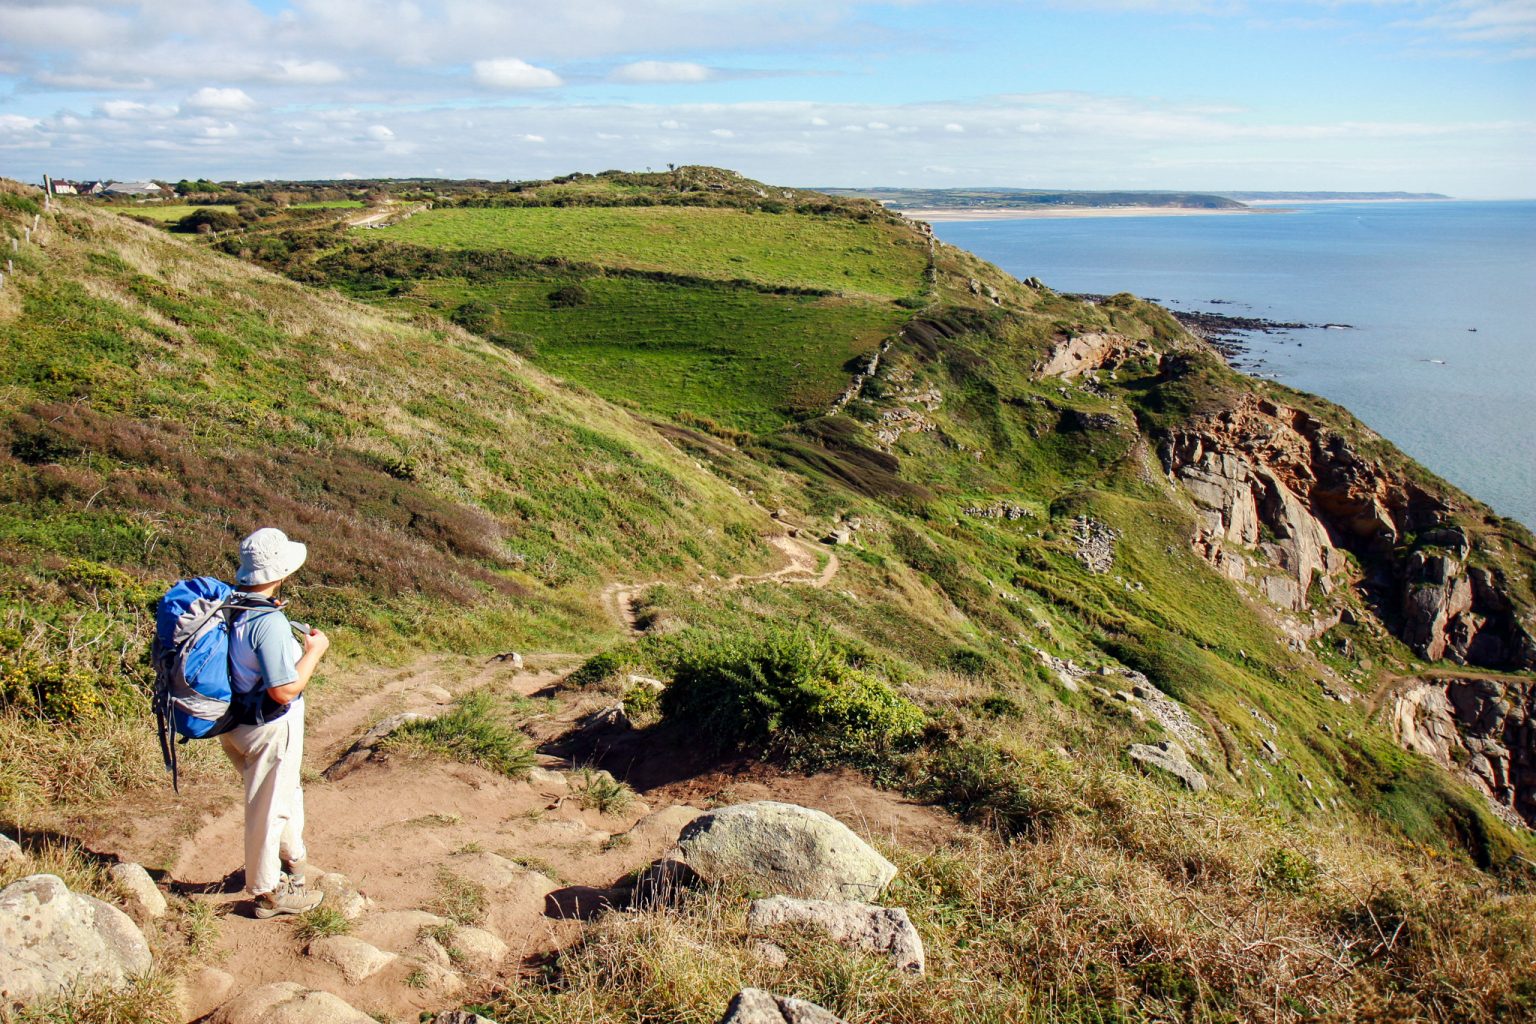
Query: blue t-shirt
230,607,302,696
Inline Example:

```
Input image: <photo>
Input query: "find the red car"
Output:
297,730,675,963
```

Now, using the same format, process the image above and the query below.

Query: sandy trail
600,531,840,635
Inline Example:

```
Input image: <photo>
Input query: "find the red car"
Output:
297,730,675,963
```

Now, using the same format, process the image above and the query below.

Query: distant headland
822,187,1454,220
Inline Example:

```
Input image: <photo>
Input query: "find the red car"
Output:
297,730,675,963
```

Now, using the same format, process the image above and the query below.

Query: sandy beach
900,206,1269,222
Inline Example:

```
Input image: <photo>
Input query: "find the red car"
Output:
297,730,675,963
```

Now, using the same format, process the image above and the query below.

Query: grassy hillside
5,173,1536,1023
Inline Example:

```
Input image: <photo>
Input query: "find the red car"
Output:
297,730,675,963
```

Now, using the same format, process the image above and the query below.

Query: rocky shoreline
1066,293,1353,364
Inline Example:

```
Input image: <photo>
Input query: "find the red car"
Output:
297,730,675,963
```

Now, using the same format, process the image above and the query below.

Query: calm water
932,202,1536,529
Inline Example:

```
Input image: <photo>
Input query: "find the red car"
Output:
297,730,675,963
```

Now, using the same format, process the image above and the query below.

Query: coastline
899,206,1271,222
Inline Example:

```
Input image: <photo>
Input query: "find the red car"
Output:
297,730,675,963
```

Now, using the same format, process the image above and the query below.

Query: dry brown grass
489,761,1536,1024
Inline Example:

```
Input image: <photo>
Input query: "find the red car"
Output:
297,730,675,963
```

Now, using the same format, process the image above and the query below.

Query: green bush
658,625,923,761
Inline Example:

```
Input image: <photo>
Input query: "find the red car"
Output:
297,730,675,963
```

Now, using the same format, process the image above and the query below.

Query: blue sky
0,1,1531,194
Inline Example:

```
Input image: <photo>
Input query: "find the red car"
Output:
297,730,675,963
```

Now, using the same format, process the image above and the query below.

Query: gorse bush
658,625,923,761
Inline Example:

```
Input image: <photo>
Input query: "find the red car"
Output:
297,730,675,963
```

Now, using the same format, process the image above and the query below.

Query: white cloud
35,71,154,90
270,60,348,85
520,133,546,142
365,124,395,141
472,58,562,89
0,114,41,132
202,122,239,138
809,116,829,126
184,87,257,113
659,119,685,129
98,99,173,120
710,128,736,137
944,122,965,132
611,60,714,84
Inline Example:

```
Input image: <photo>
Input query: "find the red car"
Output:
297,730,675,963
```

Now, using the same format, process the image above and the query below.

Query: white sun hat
236,527,308,586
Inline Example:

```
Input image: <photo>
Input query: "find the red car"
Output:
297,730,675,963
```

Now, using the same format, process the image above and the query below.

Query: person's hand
303,628,331,659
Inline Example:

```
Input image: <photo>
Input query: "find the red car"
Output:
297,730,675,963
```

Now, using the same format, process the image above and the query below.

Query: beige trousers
219,698,307,896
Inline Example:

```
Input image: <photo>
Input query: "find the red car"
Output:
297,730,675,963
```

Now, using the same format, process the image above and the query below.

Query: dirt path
600,532,840,634
114,638,941,1022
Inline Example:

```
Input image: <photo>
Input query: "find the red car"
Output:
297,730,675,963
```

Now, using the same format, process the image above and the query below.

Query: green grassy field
381,276,904,433
114,204,214,221
373,206,928,300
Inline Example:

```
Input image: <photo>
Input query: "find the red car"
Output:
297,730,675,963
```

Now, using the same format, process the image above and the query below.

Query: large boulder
212,982,374,1024
747,896,924,974
719,988,846,1024
0,874,152,1008
673,802,896,901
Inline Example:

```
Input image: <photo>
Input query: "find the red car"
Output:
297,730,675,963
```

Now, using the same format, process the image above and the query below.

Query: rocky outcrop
0,874,153,1009
1392,675,1535,829
307,935,396,984
1036,332,1148,379
719,989,847,1024
672,801,896,901
747,896,924,973
1162,393,1535,668
1128,741,1209,792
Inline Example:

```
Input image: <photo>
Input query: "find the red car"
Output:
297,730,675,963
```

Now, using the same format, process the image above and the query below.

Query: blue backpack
151,577,282,789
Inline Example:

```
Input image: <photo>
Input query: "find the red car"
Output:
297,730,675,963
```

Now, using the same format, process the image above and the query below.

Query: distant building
44,177,107,196
103,180,166,197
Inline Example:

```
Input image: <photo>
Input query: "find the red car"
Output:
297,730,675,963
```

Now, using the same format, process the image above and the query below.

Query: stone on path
307,935,396,984
108,862,167,920
1128,741,1208,792
434,1013,498,1024
0,833,22,866
312,872,370,920
673,801,896,901
0,874,152,1009
324,712,434,780
442,925,508,972
719,988,847,1024
175,966,234,1022
352,909,449,952
747,896,924,974
212,982,375,1024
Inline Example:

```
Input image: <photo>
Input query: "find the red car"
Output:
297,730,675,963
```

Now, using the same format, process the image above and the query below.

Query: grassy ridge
374,206,929,301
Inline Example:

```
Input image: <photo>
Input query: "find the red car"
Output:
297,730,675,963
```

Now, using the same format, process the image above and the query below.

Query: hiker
222,527,330,918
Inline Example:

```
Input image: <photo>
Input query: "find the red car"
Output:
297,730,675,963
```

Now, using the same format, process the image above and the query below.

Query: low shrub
658,624,923,762
913,741,1074,839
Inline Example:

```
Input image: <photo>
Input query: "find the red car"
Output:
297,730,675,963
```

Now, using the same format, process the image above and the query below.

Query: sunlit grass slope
374,205,928,301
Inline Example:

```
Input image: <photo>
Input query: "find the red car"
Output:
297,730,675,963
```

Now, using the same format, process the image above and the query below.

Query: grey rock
108,862,167,919
211,982,375,1024
1128,741,1208,792
747,896,924,974
673,801,896,901
749,939,789,967
0,874,152,1008
443,925,507,972
307,935,396,984
719,988,847,1024
0,833,22,866
434,1013,499,1024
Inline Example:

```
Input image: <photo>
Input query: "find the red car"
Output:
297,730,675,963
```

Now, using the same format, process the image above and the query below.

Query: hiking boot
252,877,323,919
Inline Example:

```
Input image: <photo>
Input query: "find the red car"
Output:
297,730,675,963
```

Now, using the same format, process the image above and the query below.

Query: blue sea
931,202,1536,530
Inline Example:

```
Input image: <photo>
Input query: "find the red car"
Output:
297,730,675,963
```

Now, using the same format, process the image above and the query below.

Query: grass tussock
293,905,353,942
1,974,180,1024
382,689,536,779
572,768,635,816
433,867,488,926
